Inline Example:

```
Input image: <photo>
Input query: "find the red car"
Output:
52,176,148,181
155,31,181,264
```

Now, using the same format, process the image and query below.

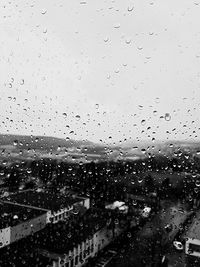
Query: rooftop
34,208,110,254
185,210,200,240
0,202,46,229
4,189,86,212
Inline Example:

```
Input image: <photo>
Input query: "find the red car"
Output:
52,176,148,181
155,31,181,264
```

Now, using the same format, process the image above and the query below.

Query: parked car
173,241,184,251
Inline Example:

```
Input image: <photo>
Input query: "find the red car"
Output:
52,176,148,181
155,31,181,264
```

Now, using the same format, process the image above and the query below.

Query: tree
144,174,155,193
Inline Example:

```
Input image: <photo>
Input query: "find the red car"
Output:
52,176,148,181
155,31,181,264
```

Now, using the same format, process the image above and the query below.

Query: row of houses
0,189,90,249
0,188,129,266
35,208,121,267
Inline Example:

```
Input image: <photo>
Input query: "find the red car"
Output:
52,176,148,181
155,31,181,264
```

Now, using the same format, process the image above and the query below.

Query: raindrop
165,113,171,121
75,115,81,120
138,177,143,183
141,119,146,126
41,9,47,15
13,140,18,146
95,104,99,109
63,113,67,117
127,6,134,12
141,148,146,154
114,23,120,29
195,180,200,187
125,38,132,44
20,79,24,85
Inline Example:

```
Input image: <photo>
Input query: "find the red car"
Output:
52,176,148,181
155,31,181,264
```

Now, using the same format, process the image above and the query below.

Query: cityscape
0,135,200,266
1,0,200,266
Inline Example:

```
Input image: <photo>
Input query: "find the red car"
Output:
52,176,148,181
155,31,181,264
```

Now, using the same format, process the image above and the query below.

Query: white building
185,210,200,260
37,209,124,267
4,189,90,224
0,202,47,248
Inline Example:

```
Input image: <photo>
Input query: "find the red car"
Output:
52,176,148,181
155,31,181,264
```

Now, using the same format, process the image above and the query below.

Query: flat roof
35,208,110,254
185,210,200,240
0,202,46,229
4,189,85,212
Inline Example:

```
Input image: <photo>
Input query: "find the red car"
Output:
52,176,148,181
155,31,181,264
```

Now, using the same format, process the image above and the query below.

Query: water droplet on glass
95,104,99,109
41,9,47,15
141,148,146,154
20,79,24,85
195,180,200,187
138,177,143,183
75,115,81,120
141,119,146,126
63,113,67,117
125,38,131,44
13,140,18,146
114,23,120,29
127,6,134,12
165,113,171,121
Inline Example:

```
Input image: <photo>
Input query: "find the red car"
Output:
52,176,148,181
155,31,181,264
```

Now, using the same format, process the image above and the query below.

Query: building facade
4,189,90,225
0,202,47,248
39,225,114,267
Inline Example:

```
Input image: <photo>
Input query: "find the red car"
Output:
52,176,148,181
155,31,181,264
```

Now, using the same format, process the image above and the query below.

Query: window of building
189,243,200,254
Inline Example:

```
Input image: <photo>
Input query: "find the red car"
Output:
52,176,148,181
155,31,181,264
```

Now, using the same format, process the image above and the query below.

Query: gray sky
1,0,200,143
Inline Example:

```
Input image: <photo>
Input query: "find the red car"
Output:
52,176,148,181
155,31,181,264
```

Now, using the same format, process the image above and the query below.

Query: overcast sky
1,0,200,144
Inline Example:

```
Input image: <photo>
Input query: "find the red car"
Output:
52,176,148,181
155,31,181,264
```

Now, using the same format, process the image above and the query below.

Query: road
108,200,190,267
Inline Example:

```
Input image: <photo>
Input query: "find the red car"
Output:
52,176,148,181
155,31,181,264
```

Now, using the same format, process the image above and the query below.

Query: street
107,200,191,266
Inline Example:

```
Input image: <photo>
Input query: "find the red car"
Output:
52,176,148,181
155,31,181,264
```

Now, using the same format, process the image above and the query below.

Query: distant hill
0,134,107,163
0,134,94,151
0,134,199,164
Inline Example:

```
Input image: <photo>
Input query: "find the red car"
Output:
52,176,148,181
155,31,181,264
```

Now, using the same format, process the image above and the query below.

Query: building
3,189,90,224
185,210,200,266
105,201,128,214
0,201,47,249
34,209,123,267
